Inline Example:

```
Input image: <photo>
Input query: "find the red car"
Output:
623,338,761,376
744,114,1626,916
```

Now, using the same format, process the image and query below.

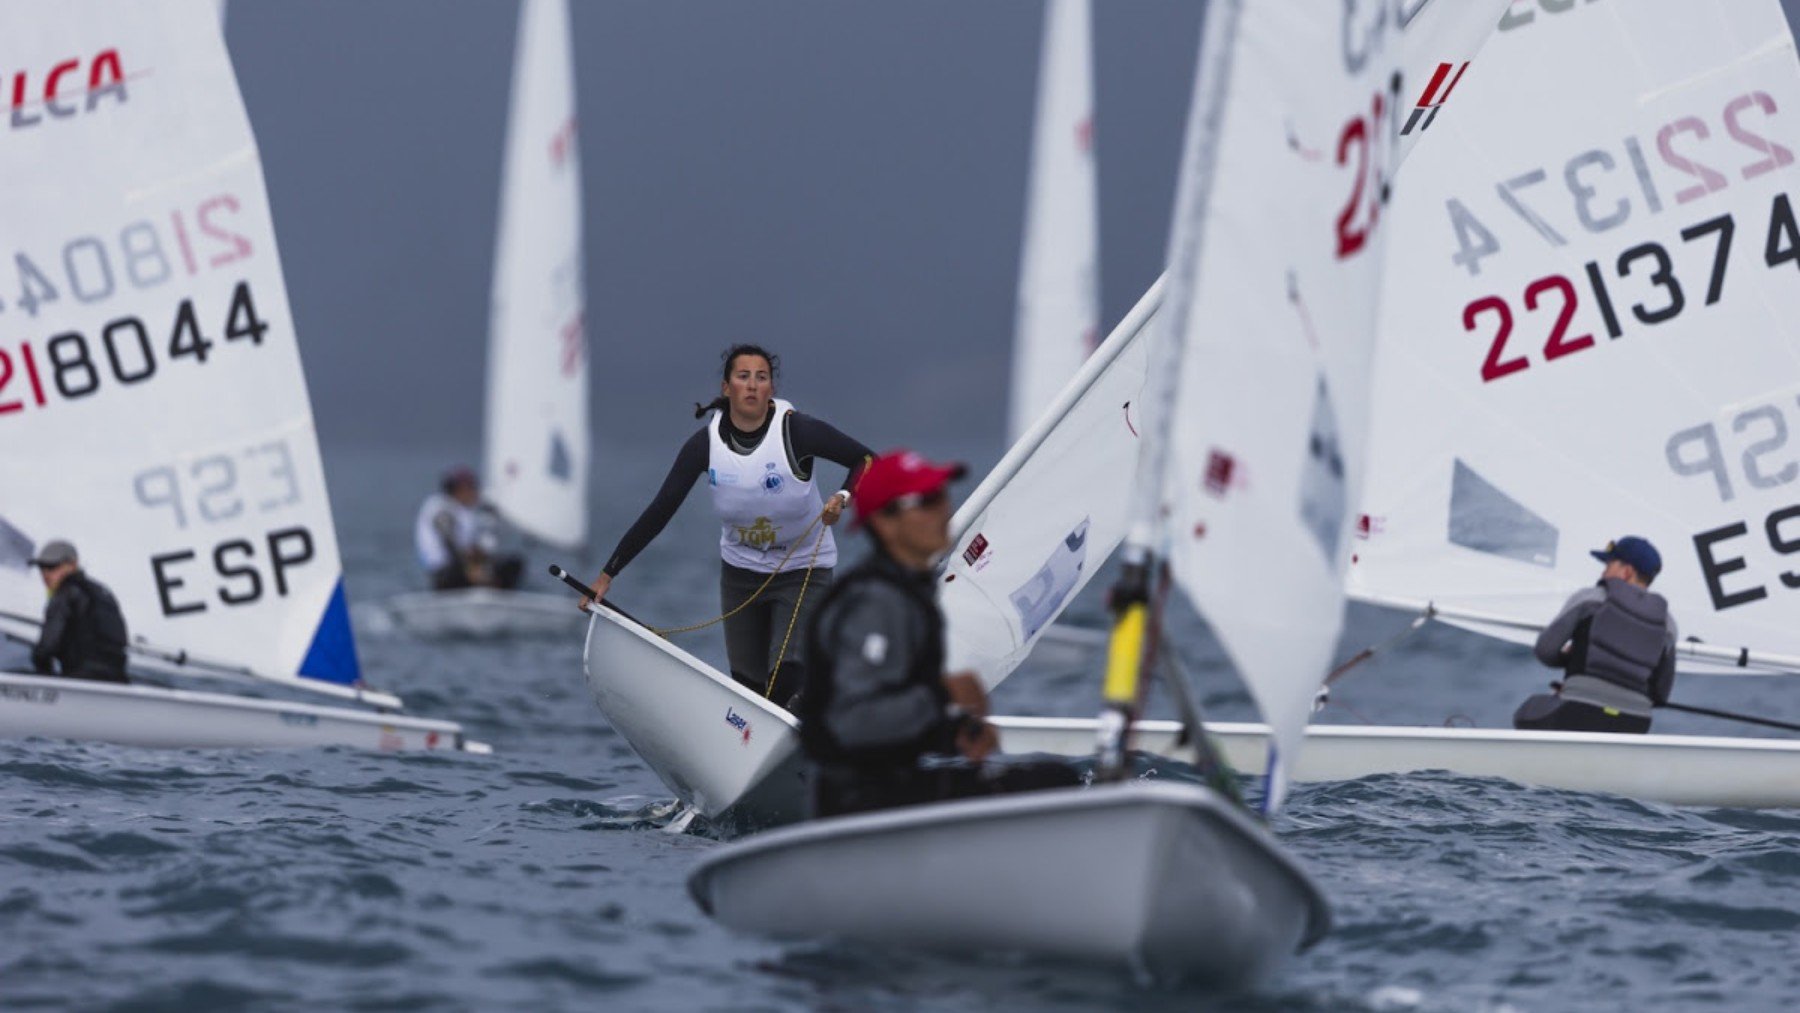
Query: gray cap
28,540,77,568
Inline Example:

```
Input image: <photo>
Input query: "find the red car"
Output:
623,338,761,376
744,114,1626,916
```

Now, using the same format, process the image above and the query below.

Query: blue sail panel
299,579,362,685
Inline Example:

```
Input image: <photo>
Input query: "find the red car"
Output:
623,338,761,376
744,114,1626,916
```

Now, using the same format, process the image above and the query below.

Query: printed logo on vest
734,517,778,551
761,462,784,493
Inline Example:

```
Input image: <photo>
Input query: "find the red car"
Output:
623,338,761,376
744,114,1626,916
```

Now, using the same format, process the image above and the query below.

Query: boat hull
0,672,488,752
368,588,583,639
582,606,805,822
689,781,1329,985
993,718,1800,809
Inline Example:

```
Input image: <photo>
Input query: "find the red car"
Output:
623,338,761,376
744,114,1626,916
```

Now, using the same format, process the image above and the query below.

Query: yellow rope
763,521,830,698
655,451,868,697
650,503,836,700
650,510,824,637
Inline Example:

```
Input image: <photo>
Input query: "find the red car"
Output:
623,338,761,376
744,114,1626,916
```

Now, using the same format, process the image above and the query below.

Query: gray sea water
4,444,1799,1011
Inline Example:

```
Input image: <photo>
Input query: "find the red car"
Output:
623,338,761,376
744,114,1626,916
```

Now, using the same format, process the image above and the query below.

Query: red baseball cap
851,449,966,522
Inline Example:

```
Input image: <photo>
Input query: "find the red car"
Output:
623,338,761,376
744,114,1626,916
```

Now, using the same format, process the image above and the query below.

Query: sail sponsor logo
1400,61,1469,137
1203,449,1239,498
725,706,752,745
8,50,129,129
962,533,989,568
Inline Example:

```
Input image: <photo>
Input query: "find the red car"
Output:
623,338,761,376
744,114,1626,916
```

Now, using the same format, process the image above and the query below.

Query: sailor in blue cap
1515,536,1677,734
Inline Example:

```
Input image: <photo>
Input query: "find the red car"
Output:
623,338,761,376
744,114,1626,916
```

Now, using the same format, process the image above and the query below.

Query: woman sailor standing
588,344,872,707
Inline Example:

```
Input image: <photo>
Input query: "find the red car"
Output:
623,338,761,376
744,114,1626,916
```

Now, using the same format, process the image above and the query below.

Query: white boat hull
689,782,1329,985
367,588,584,639
993,718,1800,809
0,672,489,753
582,605,805,822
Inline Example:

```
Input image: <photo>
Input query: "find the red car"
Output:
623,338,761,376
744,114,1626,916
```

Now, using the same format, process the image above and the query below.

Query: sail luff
1120,0,1242,566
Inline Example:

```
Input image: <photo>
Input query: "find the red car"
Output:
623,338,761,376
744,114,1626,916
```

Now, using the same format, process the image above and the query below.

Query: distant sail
1007,0,1099,444
1350,1,1800,667
0,1,360,684
483,0,588,548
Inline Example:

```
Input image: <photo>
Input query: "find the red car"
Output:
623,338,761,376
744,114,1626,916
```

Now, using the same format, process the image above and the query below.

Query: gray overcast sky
231,1,1800,461
233,0,1204,463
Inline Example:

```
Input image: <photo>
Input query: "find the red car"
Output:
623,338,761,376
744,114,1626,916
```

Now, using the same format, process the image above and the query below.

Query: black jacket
33,571,129,683
799,546,956,768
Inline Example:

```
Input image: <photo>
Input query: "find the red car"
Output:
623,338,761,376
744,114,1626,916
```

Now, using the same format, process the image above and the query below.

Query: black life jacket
1567,578,1669,699
798,550,950,768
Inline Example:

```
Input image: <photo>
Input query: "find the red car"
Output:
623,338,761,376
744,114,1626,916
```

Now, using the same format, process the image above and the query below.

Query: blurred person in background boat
585,344,872,708
414,466,522,591
1516,535,1676,734
28,540,129,684
798,450,1081,818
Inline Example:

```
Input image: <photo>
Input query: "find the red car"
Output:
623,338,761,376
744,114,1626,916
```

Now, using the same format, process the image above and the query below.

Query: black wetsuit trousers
1513,693,1651,734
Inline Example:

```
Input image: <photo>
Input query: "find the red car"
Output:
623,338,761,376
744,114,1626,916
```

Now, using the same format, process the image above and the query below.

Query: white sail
1143,2,1507,811
1350,1,1800,670
483,0,588,548
0,0,359,686
1007,0,1100,444
945,277,1160,688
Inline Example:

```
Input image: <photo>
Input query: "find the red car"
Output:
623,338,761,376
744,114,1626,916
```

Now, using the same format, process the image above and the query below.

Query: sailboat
0,1,487,754
573,278,1160,825
686,1,1507,983
993,0,1800,810
375,0,588,639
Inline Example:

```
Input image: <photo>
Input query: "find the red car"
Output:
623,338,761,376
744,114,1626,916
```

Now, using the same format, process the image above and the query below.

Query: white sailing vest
414,493,489,570
709,398,838,573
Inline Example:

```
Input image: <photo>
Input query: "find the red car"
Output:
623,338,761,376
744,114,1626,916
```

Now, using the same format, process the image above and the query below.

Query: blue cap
1590,536,1661,580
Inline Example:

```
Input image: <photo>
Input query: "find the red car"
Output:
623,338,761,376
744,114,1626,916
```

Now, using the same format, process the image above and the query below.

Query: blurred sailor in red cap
797,450,1079,818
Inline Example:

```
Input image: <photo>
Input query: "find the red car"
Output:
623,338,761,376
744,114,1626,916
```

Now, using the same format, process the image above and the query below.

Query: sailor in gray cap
1516,536,1677,734
28,540,130,684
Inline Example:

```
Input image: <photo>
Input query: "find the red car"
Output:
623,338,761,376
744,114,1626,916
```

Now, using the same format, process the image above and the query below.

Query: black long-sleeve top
33,570,129,681
603,407,872,577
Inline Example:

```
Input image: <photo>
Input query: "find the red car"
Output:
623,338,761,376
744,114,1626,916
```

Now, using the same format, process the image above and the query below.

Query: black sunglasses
882,488,948,515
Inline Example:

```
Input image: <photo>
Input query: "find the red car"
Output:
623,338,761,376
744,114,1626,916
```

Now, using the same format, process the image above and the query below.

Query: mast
1096,0,1243,780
